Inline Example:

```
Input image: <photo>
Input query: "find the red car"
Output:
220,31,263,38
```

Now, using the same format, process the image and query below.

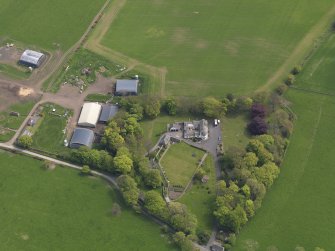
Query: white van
214,119,218,126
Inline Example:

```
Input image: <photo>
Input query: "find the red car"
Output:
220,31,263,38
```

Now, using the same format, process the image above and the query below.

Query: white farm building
78,103,102,128
19,49,46,68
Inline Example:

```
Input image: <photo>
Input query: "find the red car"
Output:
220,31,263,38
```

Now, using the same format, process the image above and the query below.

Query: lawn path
258,3,335,92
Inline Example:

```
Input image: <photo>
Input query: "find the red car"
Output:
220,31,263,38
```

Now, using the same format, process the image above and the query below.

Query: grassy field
161,142,205,187
0,64,30,80
178,156,216,233
31,104,71,154
234,33,335,250
0,0,106,50
221,114,250,150
0,151,176,251
101,0,335,97
0,100,36,129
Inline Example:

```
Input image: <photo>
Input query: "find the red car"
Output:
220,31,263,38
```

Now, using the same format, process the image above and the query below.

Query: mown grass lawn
221,114,250,150
0,151,176,251
0,0,106,50
235,32,335,250
102,0,335,97
161,142,205,187
178,156,216,233
31,104,70,154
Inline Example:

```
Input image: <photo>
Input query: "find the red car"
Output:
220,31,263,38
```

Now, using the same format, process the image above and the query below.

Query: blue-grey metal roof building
115,79,139,95
69,128,95,149
99,105,119,123
19,49,46,68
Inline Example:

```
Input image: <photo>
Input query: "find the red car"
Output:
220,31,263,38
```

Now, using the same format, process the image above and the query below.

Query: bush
17,135,33,149
81,165,91,175
285,74,295,86
276,84,288,95
291,65,302,75
196,229,211,245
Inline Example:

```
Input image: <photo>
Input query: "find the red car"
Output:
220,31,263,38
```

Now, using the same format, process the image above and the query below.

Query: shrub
291,65,302,75
285,74,295,86
276,84,288,95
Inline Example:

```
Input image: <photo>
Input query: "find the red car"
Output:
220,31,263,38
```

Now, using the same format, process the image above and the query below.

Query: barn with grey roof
115,79,139,96
99,105,119,123
19,49,46,68
69,128,95,149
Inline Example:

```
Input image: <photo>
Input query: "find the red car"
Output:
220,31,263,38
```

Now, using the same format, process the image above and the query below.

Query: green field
234,33,335,251
0,151,176,251
0,0,105,50
161,142,204,187
0,64,30,79
31,104,71,154
0,100,36,129
178,156,216,233
102,0,335,97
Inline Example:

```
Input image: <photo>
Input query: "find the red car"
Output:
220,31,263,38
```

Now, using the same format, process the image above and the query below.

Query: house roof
78,103,102,127
116,79,138,94
20,49,45,66
70,128,94,148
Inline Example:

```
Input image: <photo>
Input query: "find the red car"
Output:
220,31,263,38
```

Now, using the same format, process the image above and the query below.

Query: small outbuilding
78,103,102,128
19,49,46,68
115,79,139,96
69,128,95,149
99,105,119,123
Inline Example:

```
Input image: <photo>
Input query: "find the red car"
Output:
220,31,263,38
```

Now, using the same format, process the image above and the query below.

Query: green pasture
178,156,216,233
0,151,176,251
0,0,105,50
102,0,335,97
0,64,30,80
235,32,335,250
0,100,35,130
31,103,70,154
161,142,205,187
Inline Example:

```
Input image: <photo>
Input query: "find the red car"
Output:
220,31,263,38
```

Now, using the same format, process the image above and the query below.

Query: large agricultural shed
19,49,46,68
69,128,95,149
115,79,139,96
99,105,118,123
78,103,102,128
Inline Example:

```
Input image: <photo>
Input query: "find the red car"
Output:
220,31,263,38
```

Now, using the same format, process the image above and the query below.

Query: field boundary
84,0,167,96
258,3,335,92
